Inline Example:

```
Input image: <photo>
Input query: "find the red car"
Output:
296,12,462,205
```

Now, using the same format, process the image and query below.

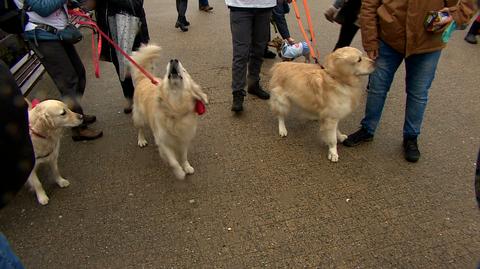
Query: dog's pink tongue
195,100,206,115
31,99,40,108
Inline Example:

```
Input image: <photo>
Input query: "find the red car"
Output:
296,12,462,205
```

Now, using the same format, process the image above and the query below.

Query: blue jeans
199,0,209,6
361,40,441,139
0,234,24,269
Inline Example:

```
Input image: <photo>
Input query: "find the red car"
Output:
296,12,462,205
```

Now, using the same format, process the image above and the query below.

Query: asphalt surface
1,1,479,268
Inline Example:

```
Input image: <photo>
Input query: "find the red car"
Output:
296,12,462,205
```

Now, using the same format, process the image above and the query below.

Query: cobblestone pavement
1,1,479,268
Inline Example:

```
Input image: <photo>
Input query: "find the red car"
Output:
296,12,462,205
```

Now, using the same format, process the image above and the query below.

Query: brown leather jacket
360,0,476,57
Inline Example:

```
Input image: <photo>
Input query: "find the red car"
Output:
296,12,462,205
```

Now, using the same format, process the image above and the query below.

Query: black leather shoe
231,91,245,112
247,83,270,100
403,137,420,163
82,114,96,125
342,128,374,147
175,20,188,32
199,5,213,11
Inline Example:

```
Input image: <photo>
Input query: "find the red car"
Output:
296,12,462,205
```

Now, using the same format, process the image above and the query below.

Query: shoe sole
72,133,103,142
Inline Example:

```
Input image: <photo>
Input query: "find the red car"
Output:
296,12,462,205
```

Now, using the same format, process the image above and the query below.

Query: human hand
367,49,378,60
286,37,295,45
324,6,338,23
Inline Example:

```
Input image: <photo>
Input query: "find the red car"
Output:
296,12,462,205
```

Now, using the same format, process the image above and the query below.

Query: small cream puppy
130,44,208,180
28,100,83,205
269,47,375,162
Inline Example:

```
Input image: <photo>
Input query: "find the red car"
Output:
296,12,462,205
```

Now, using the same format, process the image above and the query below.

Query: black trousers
230,8,272,93
176,0,188,19
0,60,35,208
334,22,359,51
111,48,135,99
33,40,86,115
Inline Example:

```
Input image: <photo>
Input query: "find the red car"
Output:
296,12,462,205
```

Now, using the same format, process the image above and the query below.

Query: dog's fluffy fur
269,47,375,162
27,100,83,205
130,44,208,179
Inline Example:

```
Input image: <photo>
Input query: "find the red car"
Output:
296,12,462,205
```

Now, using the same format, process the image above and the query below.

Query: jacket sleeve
449,0,476,26
359,0,382,52
25,0,67,17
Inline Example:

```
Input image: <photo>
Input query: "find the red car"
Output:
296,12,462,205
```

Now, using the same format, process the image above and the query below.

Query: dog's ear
191,83,208,104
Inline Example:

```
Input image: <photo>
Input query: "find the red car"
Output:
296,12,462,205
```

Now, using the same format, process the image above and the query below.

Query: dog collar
195,100,206,115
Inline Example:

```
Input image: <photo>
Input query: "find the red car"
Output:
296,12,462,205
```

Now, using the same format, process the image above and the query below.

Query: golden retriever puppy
269,47,375,162
130,44,208,180
28,100,83,205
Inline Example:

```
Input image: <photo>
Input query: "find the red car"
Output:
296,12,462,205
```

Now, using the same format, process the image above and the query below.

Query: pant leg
0,60,35,209
0,233,24,269
360,40,404,134
176,0,188,19
403,49,441,138
199,0,209,7
468,17,480,35
33,41,84,115
230,10,254,93
63,43,86,98
247,8,272,86
111,47,135,99
334,22,359,50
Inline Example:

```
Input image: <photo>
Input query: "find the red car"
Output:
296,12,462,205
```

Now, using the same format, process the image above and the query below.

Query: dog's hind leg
27,170,49,205
270,88,290,137
158,143,186,180
320,118,340,162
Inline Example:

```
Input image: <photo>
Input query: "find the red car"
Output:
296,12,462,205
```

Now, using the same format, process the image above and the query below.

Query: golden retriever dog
269,47,375,162
130,44,208,180
27,100,83,205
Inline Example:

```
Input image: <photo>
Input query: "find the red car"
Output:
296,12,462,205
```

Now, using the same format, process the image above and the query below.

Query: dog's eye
60,110,66,116
358,57,362,63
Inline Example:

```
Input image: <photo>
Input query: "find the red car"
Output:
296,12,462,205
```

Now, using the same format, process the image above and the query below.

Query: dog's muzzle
168,59,182,80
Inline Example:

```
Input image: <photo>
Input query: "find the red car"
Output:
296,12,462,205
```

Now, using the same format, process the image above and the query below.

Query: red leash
68,9,159,85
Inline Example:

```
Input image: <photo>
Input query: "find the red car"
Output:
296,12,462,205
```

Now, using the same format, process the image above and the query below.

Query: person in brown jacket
343,0,475,162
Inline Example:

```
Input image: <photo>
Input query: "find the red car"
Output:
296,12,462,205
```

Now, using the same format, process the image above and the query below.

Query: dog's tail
130,44,162,84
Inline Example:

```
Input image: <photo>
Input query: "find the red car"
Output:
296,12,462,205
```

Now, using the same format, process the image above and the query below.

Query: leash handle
68,9,159,85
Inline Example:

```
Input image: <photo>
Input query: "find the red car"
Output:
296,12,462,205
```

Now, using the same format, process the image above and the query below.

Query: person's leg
199,0,212,10
34,41,84,115
403,50,441,139
111,48,135,113
0,233,24,269
360,41,404,135
334,22,359,50
230,9,254,111
465,16,480,44
175,0,189,31
248,8,272,98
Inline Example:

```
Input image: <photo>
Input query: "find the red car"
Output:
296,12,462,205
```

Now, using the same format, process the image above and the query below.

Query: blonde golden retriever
269,47,375,162
130,44,208,180
28,100,83,205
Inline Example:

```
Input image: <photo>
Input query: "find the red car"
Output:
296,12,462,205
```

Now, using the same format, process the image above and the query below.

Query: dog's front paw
138,139,148,148
337,134,348,143
328,151,339,162
183,163,195,175
279,128,288,137
57,178,70,188
37,194,49,205
173,168,186,180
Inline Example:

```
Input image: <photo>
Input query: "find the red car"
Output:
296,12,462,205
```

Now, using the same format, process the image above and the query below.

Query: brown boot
72,126,103,141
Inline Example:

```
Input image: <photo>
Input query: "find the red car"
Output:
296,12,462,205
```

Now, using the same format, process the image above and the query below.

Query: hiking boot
263,49,276,59
72,126,103,141
403,137,420,163
342,127,374,147
231,91,245,112
175,16,189,32
247,82,270,100
199,5,213,11
465,33,477,44
82,114,96,125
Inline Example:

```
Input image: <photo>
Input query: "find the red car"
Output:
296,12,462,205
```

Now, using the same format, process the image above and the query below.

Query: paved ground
1,1,479,268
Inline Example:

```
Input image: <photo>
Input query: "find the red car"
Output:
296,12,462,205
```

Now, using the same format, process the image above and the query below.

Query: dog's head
162,59,208,105
29,100,83,134
324,47,375,78
268,36,284,52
